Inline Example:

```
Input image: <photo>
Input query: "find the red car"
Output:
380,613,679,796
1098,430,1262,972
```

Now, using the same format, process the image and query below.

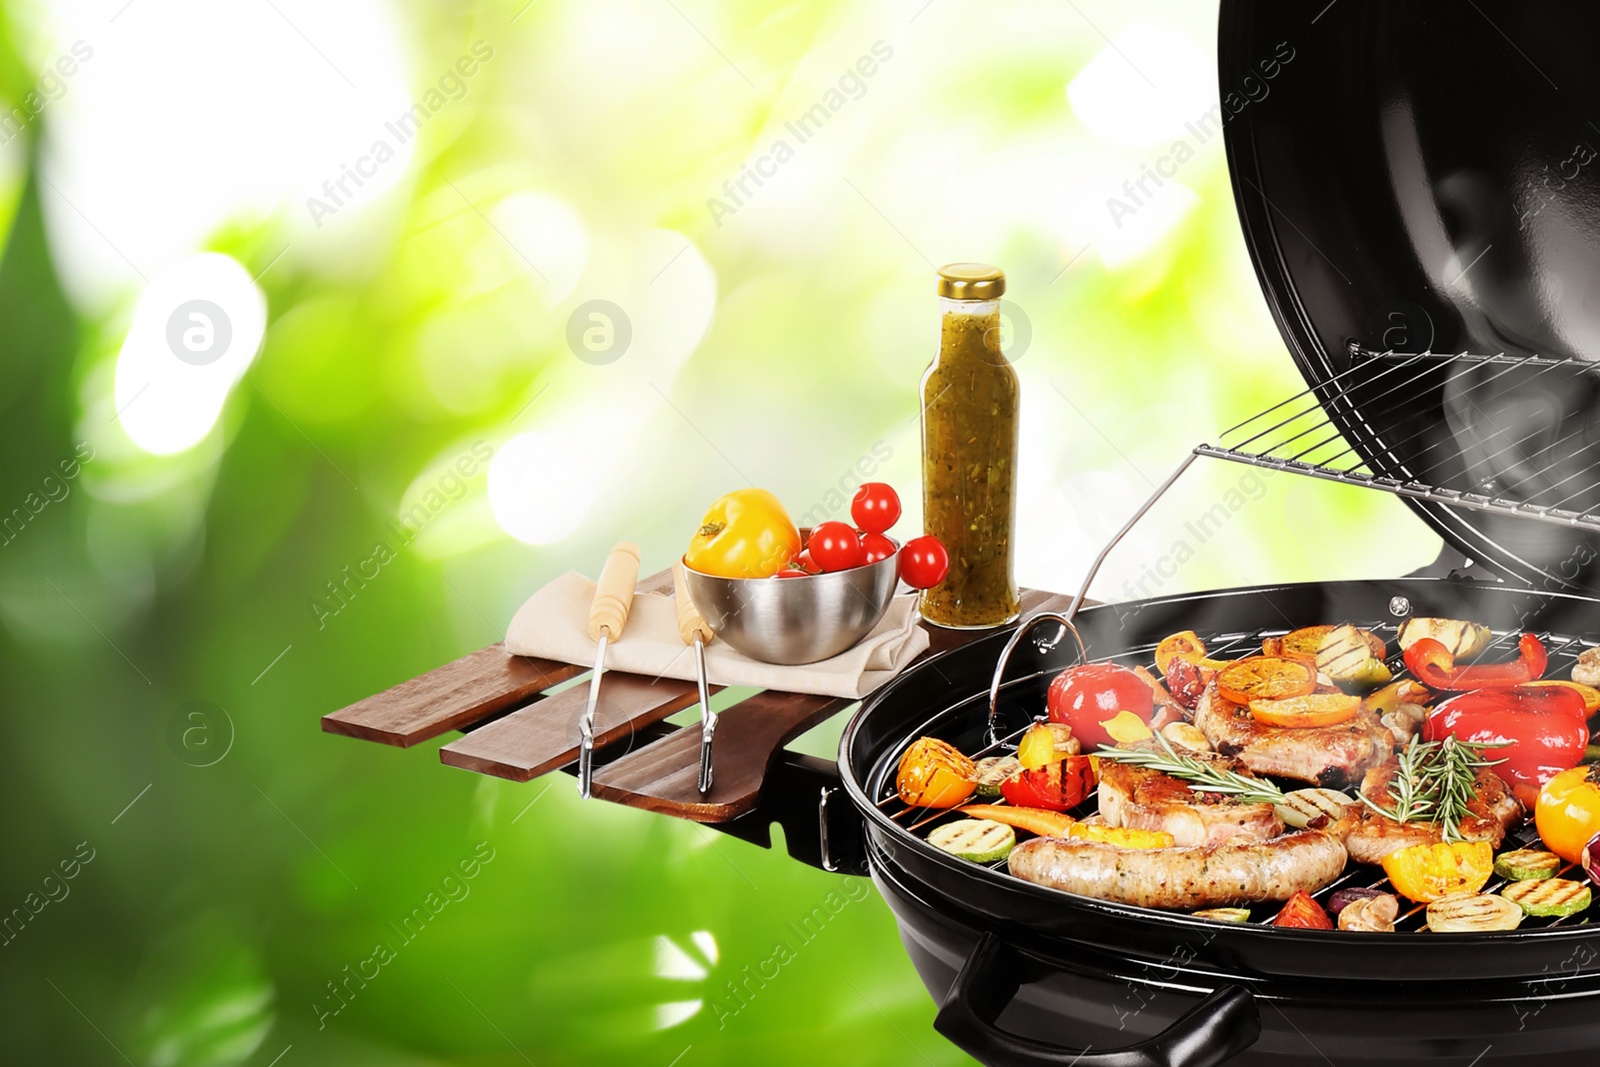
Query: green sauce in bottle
919,263,1019,628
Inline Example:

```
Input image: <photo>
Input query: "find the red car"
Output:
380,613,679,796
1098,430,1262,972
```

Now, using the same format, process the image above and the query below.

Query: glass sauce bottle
919,263,1020,628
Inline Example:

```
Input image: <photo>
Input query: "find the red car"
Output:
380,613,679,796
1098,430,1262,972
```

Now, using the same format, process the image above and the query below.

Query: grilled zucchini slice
1427,893,1524,932
1493,849,1561,882
1503,877,1593,918
1191,907,1252,923
928,819,1015,863
972,756,1022,798
1274,788,1354,830
1316,624,1392,690
1396,617,1492,659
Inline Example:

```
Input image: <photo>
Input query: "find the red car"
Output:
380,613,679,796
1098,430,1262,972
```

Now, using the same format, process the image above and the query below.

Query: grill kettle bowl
837,579,1600,1065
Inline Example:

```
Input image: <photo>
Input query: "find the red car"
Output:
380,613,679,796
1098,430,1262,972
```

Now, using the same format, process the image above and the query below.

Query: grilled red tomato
1047,664,1156,750
1273,889,1334,930
999,756,1096,812
1423,684,1589,793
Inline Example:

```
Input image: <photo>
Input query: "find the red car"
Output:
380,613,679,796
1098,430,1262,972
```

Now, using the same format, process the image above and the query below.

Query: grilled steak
1336,762,1521,866
1007,829,1347,910
1194,681,1392,787
1098,758,1283,847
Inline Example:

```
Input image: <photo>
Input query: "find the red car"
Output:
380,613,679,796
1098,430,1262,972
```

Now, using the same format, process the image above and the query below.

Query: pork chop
1098,757,1283,847
1193,681,1393,788
1335,762,1521,866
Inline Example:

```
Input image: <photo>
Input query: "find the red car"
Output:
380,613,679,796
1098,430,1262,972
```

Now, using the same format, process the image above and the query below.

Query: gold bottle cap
937,263,1005,300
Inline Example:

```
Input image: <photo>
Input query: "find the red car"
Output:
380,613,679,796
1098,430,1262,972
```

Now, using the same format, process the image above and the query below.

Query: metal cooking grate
1196,350,1600,532
878,622,1599,933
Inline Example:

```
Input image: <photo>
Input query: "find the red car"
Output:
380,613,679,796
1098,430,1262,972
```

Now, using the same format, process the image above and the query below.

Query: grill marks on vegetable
881,619,1600,933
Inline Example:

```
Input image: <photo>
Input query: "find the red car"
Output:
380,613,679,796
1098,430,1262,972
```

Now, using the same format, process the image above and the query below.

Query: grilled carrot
956,804,1075,839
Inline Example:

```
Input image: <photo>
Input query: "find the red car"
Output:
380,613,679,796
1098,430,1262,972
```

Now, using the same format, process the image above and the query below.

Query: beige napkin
504,571,929,699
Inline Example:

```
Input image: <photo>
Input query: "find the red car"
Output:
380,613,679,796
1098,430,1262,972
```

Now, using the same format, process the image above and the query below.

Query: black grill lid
1219,1,1600,591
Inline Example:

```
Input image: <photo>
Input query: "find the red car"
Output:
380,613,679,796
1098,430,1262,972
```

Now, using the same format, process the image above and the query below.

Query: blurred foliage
0,2,1440,1065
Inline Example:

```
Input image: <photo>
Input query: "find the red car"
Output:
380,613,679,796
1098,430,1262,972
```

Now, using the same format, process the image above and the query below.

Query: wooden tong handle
588,542,641,641
672,559,714,646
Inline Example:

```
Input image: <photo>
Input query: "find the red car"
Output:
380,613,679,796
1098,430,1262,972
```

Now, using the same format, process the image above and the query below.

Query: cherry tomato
809,521,865,572
1047,664,1156,751
999,756,1096,812
851,482,902,534
899,535,949,589
795,549,820,575
859,531,896,565
775,566,809,579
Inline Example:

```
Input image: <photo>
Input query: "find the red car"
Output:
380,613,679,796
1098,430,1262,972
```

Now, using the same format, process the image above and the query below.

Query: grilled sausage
1007,830,1348,910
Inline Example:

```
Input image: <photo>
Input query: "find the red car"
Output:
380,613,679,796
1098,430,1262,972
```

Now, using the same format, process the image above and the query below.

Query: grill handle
934,932,1260,1067
986,611,1087,744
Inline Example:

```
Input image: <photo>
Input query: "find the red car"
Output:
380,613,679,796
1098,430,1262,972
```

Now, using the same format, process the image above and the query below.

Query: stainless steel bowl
680,545,902,665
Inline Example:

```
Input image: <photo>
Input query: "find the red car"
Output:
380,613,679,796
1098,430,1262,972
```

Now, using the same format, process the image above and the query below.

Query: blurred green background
0,1,1441,1064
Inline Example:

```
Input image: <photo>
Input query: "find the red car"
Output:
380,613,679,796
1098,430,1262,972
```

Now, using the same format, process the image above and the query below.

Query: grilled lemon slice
1217,656,1318,706
1249,693,1361,729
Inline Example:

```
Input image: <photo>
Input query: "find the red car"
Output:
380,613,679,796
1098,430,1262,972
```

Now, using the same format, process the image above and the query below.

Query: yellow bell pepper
1067,824,1174,849
683,488,801,579
1100,710,1153,744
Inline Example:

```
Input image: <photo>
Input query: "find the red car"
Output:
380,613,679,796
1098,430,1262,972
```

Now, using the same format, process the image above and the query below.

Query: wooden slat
437,671,703,782
587,587,1079,821
319,568,675,747
321,645,580,747
590,689,848,820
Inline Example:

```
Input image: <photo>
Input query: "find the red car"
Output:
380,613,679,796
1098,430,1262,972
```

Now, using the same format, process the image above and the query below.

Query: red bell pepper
999,756,1096,812
1423,684,1589,793
1403,633,1548,691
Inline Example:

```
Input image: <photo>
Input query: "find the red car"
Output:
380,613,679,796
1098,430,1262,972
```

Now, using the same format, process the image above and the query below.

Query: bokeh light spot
114,253,266,456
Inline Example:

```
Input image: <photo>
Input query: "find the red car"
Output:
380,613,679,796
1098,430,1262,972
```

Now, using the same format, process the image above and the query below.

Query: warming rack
1066,350,1600,621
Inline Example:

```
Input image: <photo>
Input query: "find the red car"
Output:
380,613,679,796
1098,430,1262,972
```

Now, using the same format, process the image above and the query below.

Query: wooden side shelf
322,570,1075,824
321,645,580,747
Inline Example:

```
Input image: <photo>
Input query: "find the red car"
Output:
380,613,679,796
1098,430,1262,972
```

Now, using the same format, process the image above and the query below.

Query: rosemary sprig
1094,731,1288,806
1357,735,1506,843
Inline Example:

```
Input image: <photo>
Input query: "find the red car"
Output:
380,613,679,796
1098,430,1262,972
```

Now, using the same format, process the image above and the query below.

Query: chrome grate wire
1198,350,1600,533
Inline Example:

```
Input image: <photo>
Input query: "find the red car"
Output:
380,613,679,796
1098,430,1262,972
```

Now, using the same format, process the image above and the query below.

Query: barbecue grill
322,3,1600,1063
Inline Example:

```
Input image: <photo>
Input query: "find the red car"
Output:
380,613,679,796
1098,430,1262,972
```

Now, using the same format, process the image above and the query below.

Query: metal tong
672,559,717,792
577,541,641,798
